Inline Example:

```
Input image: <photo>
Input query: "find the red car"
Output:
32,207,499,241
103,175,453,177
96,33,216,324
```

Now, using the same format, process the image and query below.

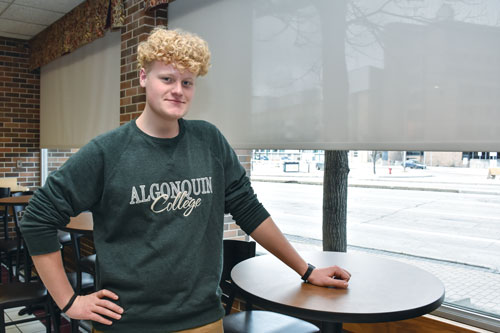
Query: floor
3,307,50,333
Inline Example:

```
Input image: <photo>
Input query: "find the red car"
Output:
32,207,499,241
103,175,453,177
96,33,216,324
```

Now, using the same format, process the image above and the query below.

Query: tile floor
4,307,48,333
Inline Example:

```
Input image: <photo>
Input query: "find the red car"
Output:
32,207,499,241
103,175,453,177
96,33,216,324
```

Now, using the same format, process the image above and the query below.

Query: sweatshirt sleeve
20,140,104,256
216,129,270,235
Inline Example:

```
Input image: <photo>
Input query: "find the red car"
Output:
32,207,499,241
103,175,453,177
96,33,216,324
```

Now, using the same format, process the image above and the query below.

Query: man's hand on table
307,266,351,288
66,289,124,325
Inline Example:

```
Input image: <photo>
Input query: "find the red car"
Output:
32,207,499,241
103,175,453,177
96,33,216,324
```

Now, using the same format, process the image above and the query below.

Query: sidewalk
250,162,500,195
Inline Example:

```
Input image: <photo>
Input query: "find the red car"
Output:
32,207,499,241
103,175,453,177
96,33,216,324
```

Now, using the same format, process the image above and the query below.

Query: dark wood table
0,194,32,206
0,195,93,235
231,251,445,333
60,212,94,235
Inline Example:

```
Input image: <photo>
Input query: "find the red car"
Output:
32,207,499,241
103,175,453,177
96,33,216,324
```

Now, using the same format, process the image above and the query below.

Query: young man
21,27,350,333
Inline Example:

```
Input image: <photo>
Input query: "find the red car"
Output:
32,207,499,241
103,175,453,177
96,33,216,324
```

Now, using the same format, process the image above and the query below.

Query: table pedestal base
322,321,343,333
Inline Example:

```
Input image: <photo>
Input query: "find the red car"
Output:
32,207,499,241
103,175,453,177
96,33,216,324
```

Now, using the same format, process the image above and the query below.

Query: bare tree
371,151,382,174
323,151,349,251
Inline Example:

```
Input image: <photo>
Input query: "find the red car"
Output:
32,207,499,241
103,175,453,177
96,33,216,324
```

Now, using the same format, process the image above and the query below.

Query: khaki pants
91,318,223,333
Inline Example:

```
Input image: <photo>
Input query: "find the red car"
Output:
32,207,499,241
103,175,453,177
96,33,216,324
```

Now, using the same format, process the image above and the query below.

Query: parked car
316,162,324,170
402,159,426,169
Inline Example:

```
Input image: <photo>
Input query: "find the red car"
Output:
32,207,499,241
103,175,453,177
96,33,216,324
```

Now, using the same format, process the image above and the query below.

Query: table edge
233,280,445,323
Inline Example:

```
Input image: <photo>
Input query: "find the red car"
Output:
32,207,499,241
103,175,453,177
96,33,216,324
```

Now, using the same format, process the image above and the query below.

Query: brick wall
0,37,40,190
0,37,40,240
47,148,79,173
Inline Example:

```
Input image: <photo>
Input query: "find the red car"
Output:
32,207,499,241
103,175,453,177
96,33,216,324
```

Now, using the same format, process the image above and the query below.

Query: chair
67,233,95,295
0,187,17,283
58,229,89,271
0,187,10,226
10,191,34,280
221,239,320,333
65,232,95,333
223,311,321,333
0,194,60,333
221,239,256,314
0,282,57,333
58,230,73,263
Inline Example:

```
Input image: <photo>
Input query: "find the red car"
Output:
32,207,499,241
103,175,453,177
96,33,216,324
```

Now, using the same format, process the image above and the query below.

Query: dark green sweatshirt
21,119,270,332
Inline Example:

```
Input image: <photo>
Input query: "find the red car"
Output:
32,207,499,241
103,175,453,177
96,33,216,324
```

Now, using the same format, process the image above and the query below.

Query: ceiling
0,0,86,40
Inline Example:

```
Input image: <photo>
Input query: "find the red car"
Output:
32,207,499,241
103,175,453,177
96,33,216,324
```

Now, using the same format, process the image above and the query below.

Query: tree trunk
322,150,350,252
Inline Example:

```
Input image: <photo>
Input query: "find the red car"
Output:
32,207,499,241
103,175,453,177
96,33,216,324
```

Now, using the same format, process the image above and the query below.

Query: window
250,149,500,329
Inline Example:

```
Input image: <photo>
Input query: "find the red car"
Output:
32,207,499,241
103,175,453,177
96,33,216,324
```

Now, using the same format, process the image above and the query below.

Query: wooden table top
0,194,93,234
0,194,32,206
231,251,445,325
62,212,94,234
1,198,95,281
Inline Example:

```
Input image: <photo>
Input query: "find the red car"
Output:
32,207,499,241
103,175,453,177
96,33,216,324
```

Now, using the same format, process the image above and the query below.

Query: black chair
0,187,17,283
65,232,95,333
57,230,87,271
221,239,320,333
57,230,73,262
0,282,57,333
223,311,321,333
0,194,59,333
67,233,95,295
221,239,256,314
10,191,34,280
0,187,10,224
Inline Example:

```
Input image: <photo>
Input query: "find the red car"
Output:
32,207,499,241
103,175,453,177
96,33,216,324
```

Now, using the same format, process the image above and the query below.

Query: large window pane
250,150,500,322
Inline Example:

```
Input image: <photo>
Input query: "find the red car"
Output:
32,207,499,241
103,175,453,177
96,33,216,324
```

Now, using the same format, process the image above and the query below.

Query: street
251,181,500,271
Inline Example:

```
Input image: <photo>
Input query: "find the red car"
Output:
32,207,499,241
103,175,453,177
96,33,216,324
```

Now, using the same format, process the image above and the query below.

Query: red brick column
0,37,40,189
120,0,167,125
0,37,40,239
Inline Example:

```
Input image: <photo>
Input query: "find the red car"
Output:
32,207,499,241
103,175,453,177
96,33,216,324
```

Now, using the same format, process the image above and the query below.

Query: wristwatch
301,263,316,282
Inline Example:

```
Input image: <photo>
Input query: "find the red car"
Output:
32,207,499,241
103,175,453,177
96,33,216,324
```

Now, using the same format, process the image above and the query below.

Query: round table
231,251,445,333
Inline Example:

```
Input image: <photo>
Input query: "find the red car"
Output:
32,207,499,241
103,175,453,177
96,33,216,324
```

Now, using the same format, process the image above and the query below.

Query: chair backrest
1,187,11,238
12,191,35,282
0,187,10,198
12,191,34,217
10,191,34,242
221,240,256,286
220,240,256,314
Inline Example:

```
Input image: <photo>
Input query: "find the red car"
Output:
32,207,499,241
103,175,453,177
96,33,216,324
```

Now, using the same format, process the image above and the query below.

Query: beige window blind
40,31,120,149
169,0,500,152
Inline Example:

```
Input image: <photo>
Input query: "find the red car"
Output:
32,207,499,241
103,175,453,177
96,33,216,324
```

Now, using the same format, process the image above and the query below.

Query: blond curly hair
137,27,211,76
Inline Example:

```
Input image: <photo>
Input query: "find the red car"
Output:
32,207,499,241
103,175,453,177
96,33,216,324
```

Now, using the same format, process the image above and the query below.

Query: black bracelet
301,263,316,282
61,293,78,313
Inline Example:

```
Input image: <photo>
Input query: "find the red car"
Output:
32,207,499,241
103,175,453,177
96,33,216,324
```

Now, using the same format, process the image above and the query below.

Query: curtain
29,0,124,71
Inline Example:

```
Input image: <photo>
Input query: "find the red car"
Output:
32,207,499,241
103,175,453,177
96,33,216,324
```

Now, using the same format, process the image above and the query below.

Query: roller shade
169,0,500,151
40,30,120,149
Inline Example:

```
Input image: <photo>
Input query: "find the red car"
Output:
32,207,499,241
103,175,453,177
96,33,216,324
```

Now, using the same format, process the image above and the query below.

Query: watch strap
301,263,316,282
